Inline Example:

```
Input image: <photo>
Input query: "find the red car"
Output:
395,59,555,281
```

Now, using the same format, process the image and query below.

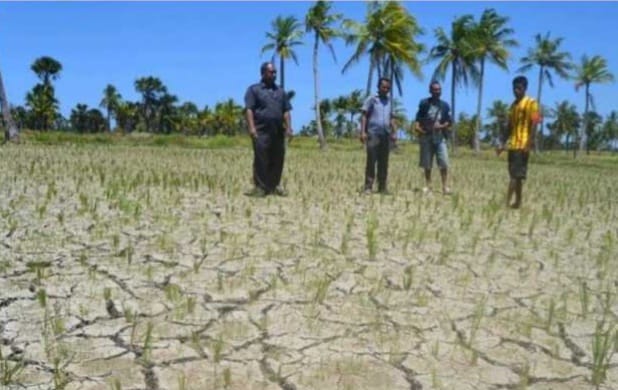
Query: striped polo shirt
507,96,540,150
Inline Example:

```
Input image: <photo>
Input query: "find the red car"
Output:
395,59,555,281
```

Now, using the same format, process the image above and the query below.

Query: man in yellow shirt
496,76,541,209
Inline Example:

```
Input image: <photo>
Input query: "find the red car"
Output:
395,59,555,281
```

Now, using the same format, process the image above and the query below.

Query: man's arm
359,97,372,143
244,86,257,138
360,111,368,143
414,100,425,135
526,100,542,151
245,109,257,138
283,110,292,137
389,114,398,140
440,102,452,130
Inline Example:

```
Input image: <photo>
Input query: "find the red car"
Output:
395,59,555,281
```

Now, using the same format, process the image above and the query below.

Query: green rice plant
468,295,487,348
545,297,556,331
0,347,24,385
212,335,224,364
186,296,196,315
0,259,11,275
164,283,182,303
313,274,333,304
402,265,414,291
579,280,589,319
223,366,232,389
527,213,538,237
340,213,354,256
112,233,120,251
177,372,187,390
27,260,51,285
141,322,154,365
591,321,618,389
515,360,531,390
52,356,70,390
145,265,154,282
366,213,379,260
36,288,47,308
123,305,135,323
103,287,112,302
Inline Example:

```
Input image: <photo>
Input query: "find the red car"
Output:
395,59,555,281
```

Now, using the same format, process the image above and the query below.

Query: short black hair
260,62,273,75
377,77,391,88
512,75,528,89
429,80,441,88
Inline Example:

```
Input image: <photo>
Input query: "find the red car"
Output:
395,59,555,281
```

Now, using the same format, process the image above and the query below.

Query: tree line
1,1,616,154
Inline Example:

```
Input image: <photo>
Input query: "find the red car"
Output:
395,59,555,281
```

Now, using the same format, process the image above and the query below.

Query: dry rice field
0,143,617,390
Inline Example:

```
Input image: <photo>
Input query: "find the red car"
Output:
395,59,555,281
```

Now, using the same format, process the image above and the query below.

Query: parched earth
1,144,617,389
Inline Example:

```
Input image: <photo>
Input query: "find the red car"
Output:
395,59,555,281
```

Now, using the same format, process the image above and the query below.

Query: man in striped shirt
496,76,541,209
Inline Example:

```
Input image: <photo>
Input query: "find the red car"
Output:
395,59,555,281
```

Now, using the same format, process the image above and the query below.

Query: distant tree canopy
3,2,616,152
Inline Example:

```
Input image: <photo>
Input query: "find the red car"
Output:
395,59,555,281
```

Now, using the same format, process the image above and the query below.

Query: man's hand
360,131,368,144
495,146,504,156
414,123,426,135
248,128,257,139
285,128,293,139
389,131,397,142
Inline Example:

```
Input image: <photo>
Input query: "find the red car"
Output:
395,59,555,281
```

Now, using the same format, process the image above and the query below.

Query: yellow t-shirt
507,96,540,150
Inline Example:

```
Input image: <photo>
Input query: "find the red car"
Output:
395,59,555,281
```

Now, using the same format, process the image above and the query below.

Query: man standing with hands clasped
244,62,293,197
414,81,452,195
359,77,397,195
496,75,541,209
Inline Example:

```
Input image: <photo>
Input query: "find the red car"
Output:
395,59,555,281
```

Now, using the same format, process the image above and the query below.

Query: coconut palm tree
261,15,304,91
342,1,423,97
212,99,244,136
517,32,573,152
305,1,342,149
602,111,618,152
469,8,518,152
134,76,167,132
546,100,580,154
0,68,19,142
427,14,478,150
31,56,62,87
157,93,178,134
572,54,615,155
100,84,122,132
485,99,509,143
26,84,58,131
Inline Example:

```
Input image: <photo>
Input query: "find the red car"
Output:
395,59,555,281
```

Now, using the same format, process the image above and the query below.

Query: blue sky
1,1,617,132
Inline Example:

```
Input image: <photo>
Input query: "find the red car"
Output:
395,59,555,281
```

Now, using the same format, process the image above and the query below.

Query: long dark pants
253,130,285,193
364,133,390,191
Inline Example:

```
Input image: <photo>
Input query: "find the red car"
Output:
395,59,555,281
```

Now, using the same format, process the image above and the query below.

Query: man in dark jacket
244,62,293,197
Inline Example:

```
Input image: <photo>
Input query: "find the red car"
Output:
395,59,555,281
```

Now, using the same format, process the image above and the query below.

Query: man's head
377,77,391,97
260,62,277,86
429,81,442,100
512,76,528,100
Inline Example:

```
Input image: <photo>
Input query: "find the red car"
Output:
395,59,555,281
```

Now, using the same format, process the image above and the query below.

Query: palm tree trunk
280,56,285,91
0,70,19,142
536,67,544,153
450,61,457,152
107,107,112,132
473,59,485,153
579,83,589,155
313,34,326,150
366,60,375,97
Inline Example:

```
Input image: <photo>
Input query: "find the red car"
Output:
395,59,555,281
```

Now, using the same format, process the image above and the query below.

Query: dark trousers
364,133,390,191
253,130,285,193
508,150,529,180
